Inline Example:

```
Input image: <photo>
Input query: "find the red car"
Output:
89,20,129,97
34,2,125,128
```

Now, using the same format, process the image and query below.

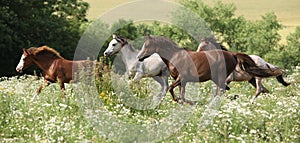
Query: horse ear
23,48,29,55
112,34,117,39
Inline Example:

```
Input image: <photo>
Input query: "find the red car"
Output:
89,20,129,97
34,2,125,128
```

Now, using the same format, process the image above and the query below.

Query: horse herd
16,35,290,104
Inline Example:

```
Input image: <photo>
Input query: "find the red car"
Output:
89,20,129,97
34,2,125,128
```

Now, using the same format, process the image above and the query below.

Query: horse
137,36,275,105
104,34,169,96
16,46,104,100
198,37,290,103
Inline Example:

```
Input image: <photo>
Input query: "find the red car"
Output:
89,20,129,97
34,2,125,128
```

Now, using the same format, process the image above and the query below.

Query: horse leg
132,72,143,83
56,76,66,99
153,70,169,96
225,73,233,90
33,79,50,101
152,76,165,93
59,81,66,99
179,81,197,105
250,78,263,104
162,75,169,96
169,77,181,102
248,77,257,88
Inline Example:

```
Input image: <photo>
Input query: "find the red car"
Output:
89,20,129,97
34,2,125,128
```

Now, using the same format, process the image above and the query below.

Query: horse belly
143,56,166,76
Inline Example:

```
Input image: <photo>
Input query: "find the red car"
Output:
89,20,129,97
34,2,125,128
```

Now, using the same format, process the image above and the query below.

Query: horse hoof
31,94,38,101
184,99,198,105
189,101,198,105
250,99,255,104
177,98,184,104
225,86,230,90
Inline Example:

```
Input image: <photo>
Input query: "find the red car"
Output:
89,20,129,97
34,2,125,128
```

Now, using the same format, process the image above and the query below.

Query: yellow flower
9,90,15,95
235,83,241,88
99,91,107,99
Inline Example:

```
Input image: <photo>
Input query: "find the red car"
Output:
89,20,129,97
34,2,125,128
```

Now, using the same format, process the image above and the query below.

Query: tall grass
0,67,299,142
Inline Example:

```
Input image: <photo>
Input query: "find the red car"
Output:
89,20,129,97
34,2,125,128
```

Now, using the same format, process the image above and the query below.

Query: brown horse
16,46,104,100
137,36,274,105
198,37,290,103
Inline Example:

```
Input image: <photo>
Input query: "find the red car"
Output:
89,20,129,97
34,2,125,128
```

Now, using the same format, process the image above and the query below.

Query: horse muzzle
104,52,111,57
16,67,23,73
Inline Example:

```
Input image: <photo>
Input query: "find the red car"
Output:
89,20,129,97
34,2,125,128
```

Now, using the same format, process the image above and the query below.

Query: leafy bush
0,0,89,76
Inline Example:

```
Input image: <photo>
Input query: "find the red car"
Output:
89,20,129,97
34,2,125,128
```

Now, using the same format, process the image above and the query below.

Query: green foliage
0,0,89,76
178,0,283,58
283,26,300,67
265,26,300,68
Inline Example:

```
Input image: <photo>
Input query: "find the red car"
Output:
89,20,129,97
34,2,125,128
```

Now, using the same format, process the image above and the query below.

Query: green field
84,0,300,41
1,67,300,142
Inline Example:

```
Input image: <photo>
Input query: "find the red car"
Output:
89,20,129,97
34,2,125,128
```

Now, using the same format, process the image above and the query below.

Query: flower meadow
0,67,299,142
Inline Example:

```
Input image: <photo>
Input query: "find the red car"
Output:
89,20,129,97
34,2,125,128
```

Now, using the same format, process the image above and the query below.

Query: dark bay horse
198,37,290,103
16,46,104,100
137,36,275,105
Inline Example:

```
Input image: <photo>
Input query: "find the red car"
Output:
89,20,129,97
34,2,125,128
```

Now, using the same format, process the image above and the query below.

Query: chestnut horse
137,36,274,105
198,37,290,103
16,46,103,100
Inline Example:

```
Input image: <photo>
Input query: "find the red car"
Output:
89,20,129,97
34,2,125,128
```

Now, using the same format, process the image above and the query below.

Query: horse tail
276,74,291,86
234,53,274,77
264,63,291,86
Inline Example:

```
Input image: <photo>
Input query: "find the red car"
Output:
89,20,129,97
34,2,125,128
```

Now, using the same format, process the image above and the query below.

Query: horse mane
127,43,138,53
114,35,137,52
147,36,180,50
28,46,64,59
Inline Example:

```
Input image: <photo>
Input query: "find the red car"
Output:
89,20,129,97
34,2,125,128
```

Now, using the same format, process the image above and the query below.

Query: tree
265,26,300,68
0,0,89,76
177,0,282,57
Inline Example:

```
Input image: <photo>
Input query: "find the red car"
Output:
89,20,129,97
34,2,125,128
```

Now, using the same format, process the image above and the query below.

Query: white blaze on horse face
104,39,122,56
16,54,25,72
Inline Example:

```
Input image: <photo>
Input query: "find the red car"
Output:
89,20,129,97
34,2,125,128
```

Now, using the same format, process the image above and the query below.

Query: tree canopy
1,0,299,77
0,0,89,76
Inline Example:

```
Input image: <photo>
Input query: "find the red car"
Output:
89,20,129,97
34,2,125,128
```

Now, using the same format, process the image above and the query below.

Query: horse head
16,48,35,73
104,34,128,56
198,37,228,51
137,36,156,61
197,38,209,51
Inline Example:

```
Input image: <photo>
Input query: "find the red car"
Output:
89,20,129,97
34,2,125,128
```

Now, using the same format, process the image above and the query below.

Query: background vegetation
1,0,299,76
0,0,89,76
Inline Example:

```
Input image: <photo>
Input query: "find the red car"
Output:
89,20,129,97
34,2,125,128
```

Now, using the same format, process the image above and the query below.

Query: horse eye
112,43,117,46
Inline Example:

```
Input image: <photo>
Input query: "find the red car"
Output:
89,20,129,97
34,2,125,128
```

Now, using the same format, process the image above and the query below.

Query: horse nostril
16,68,22,73
104,52,109,57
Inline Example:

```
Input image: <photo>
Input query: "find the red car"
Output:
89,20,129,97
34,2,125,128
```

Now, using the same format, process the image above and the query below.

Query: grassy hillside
84,0,300,40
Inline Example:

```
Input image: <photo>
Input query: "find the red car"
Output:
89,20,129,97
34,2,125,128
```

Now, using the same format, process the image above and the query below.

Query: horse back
53,59,92,83
192,50,237,77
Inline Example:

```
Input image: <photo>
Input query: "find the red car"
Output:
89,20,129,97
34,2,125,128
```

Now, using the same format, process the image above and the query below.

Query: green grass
84,0,300,41
0,67,299,142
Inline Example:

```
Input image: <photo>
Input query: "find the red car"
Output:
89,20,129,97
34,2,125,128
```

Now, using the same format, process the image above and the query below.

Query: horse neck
120,43,138,71
156,45,181,62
